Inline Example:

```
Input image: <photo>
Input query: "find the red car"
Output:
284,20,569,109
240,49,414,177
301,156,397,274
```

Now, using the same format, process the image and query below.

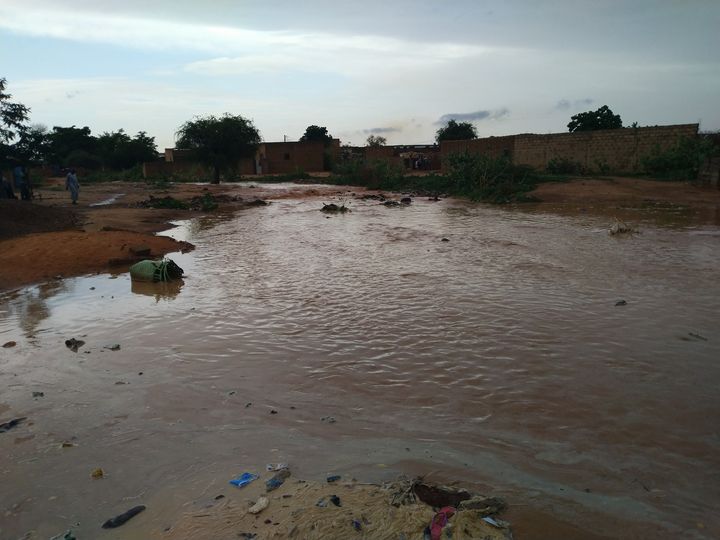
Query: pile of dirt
0,230,193,290
0,200,80,241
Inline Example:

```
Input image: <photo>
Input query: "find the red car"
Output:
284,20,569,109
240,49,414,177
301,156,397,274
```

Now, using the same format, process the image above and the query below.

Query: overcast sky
1,0,718,149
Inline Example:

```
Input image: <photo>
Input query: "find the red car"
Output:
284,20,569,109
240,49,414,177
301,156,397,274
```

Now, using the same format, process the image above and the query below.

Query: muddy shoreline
1,175,719,292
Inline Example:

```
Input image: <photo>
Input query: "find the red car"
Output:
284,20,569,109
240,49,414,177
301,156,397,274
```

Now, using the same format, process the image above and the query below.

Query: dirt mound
0,230,192,290
0,200,80,241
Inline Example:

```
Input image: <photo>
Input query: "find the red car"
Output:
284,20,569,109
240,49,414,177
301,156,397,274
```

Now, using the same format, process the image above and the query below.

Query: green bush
444,152,538,203
641,136,717,180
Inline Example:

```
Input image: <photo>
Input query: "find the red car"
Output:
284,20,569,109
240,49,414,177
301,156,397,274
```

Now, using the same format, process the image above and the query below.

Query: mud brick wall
259,141,325,174
513,124,699,172
439,124,698,173
143,159,255,179
365,146,404,169
440,136,515,170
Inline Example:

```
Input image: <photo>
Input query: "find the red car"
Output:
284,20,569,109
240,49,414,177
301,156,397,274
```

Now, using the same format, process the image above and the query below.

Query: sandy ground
530,176,720,209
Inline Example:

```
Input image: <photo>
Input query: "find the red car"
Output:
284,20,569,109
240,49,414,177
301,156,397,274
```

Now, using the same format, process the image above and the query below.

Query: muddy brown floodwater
1,185,719,539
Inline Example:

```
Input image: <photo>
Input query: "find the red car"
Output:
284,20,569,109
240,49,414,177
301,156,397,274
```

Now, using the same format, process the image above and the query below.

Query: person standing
13,164,31,200
65,168,79,205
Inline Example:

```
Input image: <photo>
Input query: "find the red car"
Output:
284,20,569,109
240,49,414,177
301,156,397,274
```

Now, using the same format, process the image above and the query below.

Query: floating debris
101,505,146,528
65,338,85,353
0,417,26,433
609,218,637,235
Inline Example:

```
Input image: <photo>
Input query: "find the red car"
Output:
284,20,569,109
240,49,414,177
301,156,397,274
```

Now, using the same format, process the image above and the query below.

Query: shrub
444,152,538,203
641,136,717,180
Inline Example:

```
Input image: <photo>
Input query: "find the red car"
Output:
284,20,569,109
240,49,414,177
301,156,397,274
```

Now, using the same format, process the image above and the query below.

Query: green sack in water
129,258,184,282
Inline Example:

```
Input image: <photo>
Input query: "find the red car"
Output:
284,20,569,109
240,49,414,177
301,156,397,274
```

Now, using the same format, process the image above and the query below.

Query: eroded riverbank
1,185,719,539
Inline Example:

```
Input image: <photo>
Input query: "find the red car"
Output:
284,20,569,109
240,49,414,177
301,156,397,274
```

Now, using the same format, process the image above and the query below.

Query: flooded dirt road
1,187,719,538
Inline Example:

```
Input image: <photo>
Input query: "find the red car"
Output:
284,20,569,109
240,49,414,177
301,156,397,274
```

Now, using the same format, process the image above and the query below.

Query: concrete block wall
440,124,699,173
513,124,699,172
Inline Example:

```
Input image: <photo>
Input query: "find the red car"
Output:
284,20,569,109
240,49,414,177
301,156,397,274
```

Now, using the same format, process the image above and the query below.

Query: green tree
0,77,30,144
176,114,261,183
14,124,50,164
366,134,387,147
435,120,477,142
48,125,98,166
567,105,622,132
299,125,333,144
97,130,157,169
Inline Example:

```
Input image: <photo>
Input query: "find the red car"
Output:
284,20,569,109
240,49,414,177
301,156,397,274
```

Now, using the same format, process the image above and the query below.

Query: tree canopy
0,77,29,144
366,134,387,147
176,113,261,183
435,120,477,143
567,105,622,132
299,125,333,144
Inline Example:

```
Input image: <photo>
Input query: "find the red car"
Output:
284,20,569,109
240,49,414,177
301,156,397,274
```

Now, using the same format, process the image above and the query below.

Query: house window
284,153,291,160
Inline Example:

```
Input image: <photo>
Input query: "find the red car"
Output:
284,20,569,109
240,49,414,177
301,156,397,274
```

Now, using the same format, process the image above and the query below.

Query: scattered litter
329,495,342,507
91,468,105,479
266,463,289,472
441,238,449,242
2,341,16,348
688,332,708,341
0,417,26,433
245,402,252,408
65,338,85,353
214,494,225,500
270,409,278,414
352,518,362,531
321,416,336,424
428,506,456,540
615,300,627,306
32,391,44,398
104,344,121,351
248,496,269,515
229,472,258,488
327,475,341,483
316,497,328,508
482,516,510,528
61,441,76,448
101,505,146,528
266,469,291,492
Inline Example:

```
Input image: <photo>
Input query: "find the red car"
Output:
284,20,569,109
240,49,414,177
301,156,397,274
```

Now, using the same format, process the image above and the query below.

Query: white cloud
0,1,508,78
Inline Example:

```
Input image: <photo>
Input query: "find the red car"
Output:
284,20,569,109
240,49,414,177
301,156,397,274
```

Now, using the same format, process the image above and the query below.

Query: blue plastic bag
229,472,258,488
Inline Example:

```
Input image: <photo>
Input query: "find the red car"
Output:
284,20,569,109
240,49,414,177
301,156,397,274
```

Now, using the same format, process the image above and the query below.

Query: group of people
0,164,79,204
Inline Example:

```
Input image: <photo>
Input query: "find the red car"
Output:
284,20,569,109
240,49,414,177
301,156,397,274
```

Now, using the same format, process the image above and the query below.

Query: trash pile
162,474,512,540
